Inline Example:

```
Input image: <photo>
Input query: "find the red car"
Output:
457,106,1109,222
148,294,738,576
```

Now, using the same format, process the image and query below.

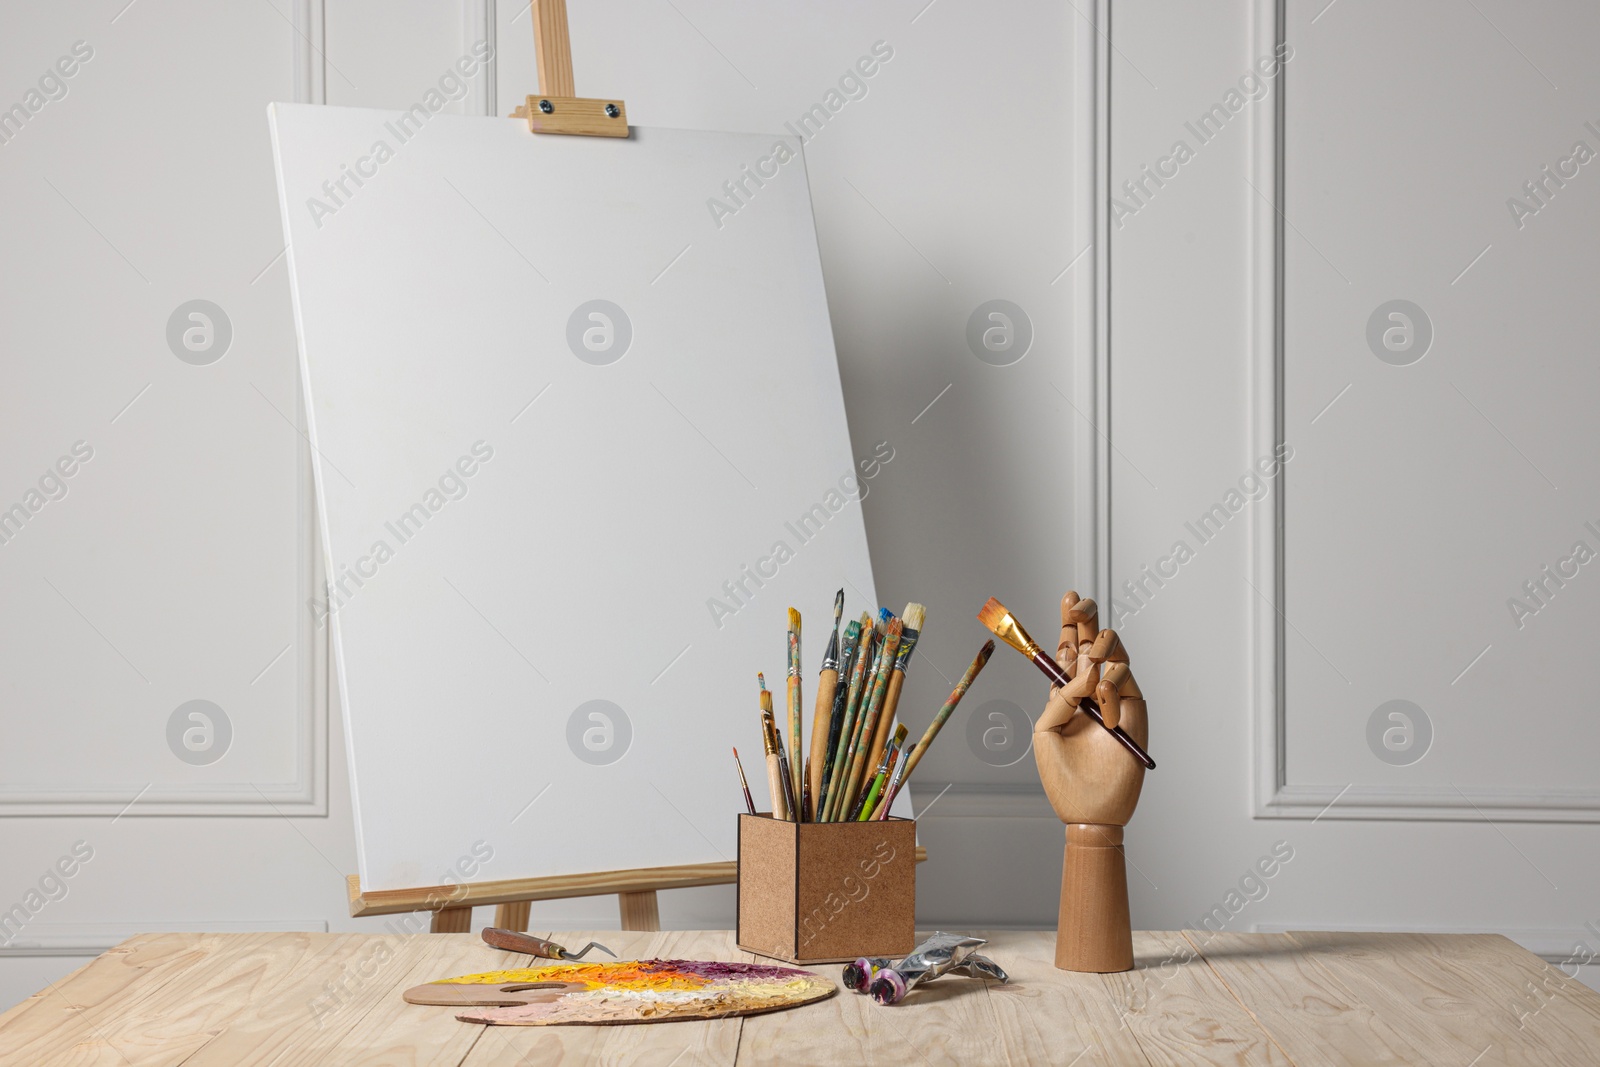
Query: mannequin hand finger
1062,653,1099,700
1057,591,1082,671
1095,677,1122,731
1088,628,1125,664
1067,597,1099,646
1038,686,1081,733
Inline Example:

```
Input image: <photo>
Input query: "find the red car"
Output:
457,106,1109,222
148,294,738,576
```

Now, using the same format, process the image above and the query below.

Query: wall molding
908,783,1056,820
1244,0,1600,822
464,0,499,118
0,0,330,817
1075,0,1112,602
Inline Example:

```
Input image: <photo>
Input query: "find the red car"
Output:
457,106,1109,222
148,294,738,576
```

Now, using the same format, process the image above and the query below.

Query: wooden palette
404,959,836,1026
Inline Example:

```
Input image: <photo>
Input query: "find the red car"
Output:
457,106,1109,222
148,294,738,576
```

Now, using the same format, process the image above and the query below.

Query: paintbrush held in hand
976,597,1155,770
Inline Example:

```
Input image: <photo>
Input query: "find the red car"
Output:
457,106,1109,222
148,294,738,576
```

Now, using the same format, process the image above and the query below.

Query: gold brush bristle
758,672,773,712
788,606,801,633
903,602,925,632
976,597,1038,657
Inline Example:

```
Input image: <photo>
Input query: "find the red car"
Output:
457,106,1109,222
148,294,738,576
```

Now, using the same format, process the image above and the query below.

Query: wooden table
5,929,1599,1065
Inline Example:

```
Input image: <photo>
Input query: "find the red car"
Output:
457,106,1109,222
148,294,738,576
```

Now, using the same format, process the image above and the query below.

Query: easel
345,0,925,936
344,0,648,934
507,0,628,138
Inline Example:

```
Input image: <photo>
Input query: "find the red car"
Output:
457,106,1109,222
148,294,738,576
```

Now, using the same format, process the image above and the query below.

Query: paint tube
847,950,1008,995
868,932,1004,1004
843,957,893,993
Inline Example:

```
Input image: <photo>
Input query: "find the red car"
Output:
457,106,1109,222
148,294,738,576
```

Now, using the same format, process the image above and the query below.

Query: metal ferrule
989,609,1042,660
760,709,779,755
892,627,920,672
820,629,841,673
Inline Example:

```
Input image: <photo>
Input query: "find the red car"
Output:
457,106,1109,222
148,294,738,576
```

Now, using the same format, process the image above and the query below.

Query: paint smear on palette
435,959,835,1026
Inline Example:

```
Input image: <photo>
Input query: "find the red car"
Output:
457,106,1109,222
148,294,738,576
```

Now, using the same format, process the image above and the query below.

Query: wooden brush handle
482,928,562,958
863,669,906,782
765,752,790,820
807,668,838,814
1029,650,1154,769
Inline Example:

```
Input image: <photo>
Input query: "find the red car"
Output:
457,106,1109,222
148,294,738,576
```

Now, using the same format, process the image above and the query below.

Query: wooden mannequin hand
1033,590,1149,827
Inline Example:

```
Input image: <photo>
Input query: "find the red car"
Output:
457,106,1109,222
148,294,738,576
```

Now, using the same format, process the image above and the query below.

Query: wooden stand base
1055,823,1133,972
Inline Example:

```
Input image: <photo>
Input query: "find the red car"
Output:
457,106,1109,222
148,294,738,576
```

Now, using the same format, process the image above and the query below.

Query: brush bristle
892,723,908,744
760,689,773,712
788,607,801,632
833,589,845,620
903,603,925,631
886,617,904,636
976,597,1010,634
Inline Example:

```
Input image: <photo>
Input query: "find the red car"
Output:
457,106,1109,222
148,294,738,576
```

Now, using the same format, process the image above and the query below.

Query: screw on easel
604,103,620,118
539,99,554,114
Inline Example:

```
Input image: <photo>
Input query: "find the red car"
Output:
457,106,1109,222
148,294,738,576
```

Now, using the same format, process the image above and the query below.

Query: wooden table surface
4,929,1599,1065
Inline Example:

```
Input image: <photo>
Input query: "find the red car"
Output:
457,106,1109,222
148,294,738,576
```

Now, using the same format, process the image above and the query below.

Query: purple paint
644,959,812,981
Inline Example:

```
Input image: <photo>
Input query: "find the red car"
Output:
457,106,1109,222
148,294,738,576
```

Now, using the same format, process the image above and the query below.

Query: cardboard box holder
736,813,916,965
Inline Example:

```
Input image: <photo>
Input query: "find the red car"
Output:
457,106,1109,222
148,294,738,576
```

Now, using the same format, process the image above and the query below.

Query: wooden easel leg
431,906,472,933
494,901,532,931
618,890,660,931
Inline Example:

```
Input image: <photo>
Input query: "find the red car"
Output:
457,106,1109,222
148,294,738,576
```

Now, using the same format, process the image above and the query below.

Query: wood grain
523,96,630,138
984,927,1150,1065
617,889,661,932
1289,930,1600,1067
431,907,472,934
347,864,740,917
530,0,575,97
1179,930,1416,1065
1106,930,1294,1066
493,900,531,932
6,930,1600,1065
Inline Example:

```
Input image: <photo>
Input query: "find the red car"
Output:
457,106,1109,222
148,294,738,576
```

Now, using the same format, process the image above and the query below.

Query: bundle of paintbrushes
730,591,995,822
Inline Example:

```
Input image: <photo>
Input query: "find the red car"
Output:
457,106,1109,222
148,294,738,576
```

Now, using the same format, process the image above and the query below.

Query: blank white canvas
268,103,899,892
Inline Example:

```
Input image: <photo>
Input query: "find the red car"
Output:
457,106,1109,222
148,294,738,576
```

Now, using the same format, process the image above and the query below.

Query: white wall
6,0,1595,1016
1109,0,1600,990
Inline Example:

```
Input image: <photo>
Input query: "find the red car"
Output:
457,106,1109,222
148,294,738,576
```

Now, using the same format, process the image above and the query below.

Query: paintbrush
786,608,803,817
802,756,811,823
761,675,800,820
775,729,799,822
758,675,789,819
824,615,881,821
806,590,844,819
864,602,923,782
816,618,861,819
852,723,907,820
733,747,756,815
821,615,875,821
870,746,911,821
976,598,1155,769
873,640,995,818
838,616,903,821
